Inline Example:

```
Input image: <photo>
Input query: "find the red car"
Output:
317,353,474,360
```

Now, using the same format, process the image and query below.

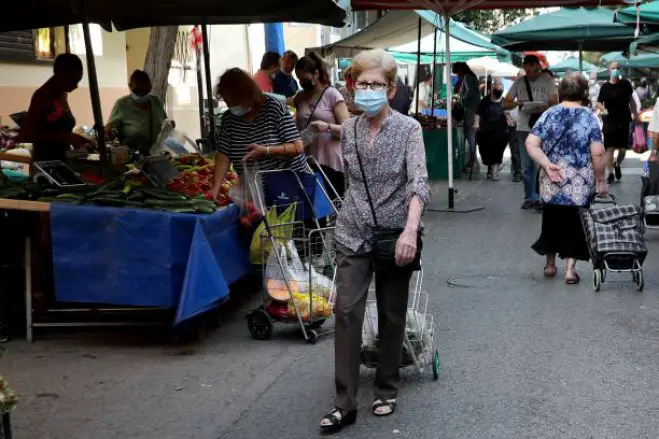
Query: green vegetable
141,188,188,201
0,187,27,199
122,182,133,195
194,205,216,214
38,197,81,205
144,199,196,208
56,193,85,200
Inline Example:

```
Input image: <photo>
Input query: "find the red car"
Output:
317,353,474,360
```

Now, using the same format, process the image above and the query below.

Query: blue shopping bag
262,171,333,221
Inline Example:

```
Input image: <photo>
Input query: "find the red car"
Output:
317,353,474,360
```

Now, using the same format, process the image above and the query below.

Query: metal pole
82,20,107,170
430,25,438,117
414,16,422,115
64,26,71,54
578,41,583,74
195,27,206,139
201,21,216,149
445,13,455,209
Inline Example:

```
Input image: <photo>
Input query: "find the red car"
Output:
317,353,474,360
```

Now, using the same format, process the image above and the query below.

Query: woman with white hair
320,49,430,433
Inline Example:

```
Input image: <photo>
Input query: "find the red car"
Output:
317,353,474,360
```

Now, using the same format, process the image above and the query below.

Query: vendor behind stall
19,54,92,162
209,68,306,200
105,70,167,155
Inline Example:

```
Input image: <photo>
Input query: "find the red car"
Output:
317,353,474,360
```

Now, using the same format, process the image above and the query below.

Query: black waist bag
353,120,422,271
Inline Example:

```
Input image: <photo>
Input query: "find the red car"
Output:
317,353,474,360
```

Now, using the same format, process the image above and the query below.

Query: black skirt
532,204,590,261
476,130,508,166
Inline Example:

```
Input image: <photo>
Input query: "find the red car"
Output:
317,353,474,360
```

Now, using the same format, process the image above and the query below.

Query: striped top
216,95,306,174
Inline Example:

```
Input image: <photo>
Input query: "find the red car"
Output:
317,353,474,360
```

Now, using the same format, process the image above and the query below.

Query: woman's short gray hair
558,72,588,103
351,49,398,86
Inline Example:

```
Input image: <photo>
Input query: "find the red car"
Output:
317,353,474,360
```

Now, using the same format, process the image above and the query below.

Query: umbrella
551,57,599,73
601,51,659,68
615,0,659,35
0,1,346,166
492,7,635,51
350,0,626,211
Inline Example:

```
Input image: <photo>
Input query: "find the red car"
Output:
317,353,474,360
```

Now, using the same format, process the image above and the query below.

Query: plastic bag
633,124,648,154
249,202,297,264
152,119,201,156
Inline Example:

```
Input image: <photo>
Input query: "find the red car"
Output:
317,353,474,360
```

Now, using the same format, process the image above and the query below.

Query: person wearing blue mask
209,68,306,201
105,70,168,155
320,49,430,434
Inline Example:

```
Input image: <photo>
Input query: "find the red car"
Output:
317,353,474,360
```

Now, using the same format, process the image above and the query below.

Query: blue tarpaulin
264,23,285,55
50,204,251,324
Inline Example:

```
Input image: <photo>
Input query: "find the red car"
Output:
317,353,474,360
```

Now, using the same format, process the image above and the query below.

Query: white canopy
390,32,493,55
467,56,520,77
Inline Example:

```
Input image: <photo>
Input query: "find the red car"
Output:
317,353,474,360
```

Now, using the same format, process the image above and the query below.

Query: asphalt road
2,157,659,439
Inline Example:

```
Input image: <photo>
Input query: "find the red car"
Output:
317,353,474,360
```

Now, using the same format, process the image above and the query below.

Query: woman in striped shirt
209,68,306,200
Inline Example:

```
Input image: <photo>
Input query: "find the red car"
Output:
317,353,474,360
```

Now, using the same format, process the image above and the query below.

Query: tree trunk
143,26,178,101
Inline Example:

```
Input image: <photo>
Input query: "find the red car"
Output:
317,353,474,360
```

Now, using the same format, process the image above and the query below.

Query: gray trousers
334,243,412,411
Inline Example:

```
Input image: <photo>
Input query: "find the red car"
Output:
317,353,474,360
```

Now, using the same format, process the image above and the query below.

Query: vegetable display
167,155,239,206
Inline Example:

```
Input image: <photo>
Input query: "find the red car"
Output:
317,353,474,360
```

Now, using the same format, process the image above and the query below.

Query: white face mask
130,92,150,103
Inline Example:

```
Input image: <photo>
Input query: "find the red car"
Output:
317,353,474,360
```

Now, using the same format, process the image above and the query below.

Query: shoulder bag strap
304,86,330,129
353,118,379,227
523,76,534,102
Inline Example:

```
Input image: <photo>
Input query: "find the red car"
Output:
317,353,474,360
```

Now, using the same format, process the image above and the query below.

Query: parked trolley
245,161,341,343
580,195,647,292
361,267,440,380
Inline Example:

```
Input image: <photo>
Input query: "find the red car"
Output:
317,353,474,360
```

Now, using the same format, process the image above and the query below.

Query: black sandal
320,408,357,434
372,399,397,417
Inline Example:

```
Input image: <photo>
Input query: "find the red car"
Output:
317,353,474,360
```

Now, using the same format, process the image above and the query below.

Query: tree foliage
453,8,543,34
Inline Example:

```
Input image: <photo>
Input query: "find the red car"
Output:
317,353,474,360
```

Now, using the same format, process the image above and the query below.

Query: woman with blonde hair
320,49,430,433
209,68,306,200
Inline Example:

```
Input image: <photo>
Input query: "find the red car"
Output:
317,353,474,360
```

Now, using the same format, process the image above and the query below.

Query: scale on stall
138,156,180,188
32,160,87,188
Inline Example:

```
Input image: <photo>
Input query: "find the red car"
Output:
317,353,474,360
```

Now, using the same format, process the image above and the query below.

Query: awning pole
578,41,583,74
414,16,422,115
201,21,216,149
194,26,206,140
430,25,438,116
444,13,454,209
82,20,107,171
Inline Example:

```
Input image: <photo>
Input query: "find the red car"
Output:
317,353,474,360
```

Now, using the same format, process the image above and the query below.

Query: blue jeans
517,131,539,202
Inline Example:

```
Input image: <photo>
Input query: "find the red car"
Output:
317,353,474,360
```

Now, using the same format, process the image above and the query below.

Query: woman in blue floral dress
525,72,608,284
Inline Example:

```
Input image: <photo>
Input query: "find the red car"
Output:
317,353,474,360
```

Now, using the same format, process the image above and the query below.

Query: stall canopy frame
351,0,626,211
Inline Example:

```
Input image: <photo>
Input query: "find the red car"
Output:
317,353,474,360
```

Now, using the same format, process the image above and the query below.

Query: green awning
615,1,659,27
492,7,636,51
551,57,598,73
389,51,496,64
631,32,659,55
600,51,659,69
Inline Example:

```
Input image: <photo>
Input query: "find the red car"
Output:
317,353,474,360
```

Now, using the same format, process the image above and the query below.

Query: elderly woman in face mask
105,70,168,155
475,78,509,181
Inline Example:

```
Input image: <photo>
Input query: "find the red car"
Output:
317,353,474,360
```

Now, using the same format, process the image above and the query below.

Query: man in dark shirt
390,76,412,115
273,50,299,98
598,61,638,183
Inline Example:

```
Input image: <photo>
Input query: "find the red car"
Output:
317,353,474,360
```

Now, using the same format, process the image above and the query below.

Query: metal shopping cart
360,267,440,380
245,163,341,344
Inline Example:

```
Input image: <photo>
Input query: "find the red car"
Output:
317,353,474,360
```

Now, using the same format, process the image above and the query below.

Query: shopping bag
262,171,333,221
633,124,648,154
249,203,297,265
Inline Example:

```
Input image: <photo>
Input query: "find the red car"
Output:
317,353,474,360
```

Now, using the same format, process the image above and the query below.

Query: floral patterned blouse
532,105,603,207
336,111,431,253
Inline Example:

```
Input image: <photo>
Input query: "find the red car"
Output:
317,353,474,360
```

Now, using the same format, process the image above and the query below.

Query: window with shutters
0,28,66,62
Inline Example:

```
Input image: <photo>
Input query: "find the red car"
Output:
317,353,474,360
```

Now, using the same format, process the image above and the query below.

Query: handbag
523,76,541,128
633,123,648,154
352,120,422,271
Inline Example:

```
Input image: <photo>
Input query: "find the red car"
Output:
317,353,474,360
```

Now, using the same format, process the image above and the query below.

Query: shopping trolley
580,195,647,292
360,267,440,380
245,163,341,343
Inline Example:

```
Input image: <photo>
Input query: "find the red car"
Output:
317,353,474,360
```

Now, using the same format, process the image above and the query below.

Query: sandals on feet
565,273,580,285
372,399,397,417
320,408,357,434
544,265,557,278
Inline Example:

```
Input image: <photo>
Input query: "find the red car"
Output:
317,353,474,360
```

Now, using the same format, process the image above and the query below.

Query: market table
0,199,252,341
50,203,251,324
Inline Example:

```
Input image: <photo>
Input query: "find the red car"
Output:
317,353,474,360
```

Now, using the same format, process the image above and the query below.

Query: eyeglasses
354,81,388,91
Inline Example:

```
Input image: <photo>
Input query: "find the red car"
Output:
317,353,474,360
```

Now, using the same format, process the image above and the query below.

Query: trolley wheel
593,269,602,292
247,309,273,340
432,350,440,381
306,329,319,344
634,271,645,292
